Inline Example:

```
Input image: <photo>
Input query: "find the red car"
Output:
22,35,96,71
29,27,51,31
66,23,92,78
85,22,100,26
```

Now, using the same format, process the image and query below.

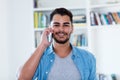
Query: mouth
53,32,70,44
56,32,67,38
58,33,65,37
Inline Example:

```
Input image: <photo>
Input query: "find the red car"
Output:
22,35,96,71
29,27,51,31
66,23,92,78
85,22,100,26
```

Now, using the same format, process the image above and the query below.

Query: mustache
55,31,68,35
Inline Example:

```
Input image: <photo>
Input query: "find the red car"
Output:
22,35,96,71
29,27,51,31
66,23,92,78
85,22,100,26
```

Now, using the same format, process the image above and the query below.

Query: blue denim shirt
32,44,96,80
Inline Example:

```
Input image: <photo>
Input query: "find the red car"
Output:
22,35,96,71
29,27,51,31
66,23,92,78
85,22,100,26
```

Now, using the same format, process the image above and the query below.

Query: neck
53,41,72,58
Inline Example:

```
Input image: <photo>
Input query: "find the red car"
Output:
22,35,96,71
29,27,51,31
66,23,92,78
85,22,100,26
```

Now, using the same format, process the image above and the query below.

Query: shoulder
72,46,96,61
42,45,54,57
72,46,96,72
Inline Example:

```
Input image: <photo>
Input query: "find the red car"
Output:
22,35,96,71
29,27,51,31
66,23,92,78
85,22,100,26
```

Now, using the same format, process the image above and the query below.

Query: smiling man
18,8,96,80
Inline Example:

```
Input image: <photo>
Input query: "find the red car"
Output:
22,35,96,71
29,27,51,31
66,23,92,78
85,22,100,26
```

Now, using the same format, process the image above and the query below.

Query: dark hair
50,7,73,23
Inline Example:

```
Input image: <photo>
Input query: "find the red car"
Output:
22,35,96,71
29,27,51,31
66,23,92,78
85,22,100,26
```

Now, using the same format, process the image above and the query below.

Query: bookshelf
33,0,88,49
89,1,120,26
89,0,120,79
33,0,120,79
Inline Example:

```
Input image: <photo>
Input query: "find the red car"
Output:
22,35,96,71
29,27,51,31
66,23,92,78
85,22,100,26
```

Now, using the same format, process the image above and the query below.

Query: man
18,7,96,80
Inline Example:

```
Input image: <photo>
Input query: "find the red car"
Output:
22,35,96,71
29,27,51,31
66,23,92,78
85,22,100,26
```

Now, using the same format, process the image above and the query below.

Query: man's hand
18,28,53,80
39,28,53,48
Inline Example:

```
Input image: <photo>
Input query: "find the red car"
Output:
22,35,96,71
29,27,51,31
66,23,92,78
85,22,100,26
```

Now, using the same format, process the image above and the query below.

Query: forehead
51,14,71,24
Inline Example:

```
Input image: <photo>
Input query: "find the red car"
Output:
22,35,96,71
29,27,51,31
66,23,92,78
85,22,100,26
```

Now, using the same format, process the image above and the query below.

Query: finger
44,28,50,35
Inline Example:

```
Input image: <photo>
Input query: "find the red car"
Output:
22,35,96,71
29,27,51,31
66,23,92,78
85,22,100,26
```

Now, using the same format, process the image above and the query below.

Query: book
80,34,87,46
90,11,98,26
99,74,106,80
35,31,43,47
100,13,109,25
106,13,112,24
111,74,117,80
38,12,47,28
73,15,86,23
71,34,87,47
34,11,39,29
117,12,120,18
95,12,102,25
38,12,42,28
34,0,38,8
111,12,120,24
107,12,116,25
72,34,78,46
41,14,47,28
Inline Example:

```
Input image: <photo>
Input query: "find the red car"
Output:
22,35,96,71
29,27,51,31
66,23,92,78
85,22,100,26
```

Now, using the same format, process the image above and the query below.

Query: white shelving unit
33,0,88,49
89,0,120,79
90,2,120,8
33,0,120,79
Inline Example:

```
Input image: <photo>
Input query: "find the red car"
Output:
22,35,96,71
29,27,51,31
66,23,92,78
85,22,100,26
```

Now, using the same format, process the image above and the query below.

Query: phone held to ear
48,33,52,42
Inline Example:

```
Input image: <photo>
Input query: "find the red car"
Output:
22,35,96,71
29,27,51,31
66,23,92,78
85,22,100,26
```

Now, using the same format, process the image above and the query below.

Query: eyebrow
53,22,71,25
63,22,71,25
53,22,59,24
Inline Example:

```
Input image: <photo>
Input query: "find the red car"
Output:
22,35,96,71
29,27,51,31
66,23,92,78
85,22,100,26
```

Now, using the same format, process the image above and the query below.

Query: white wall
89,1,120,78
91,26,120,78
0,0,9,79
2,0,87,79
97,27,120,74
7,0,34,80
1,0,120,79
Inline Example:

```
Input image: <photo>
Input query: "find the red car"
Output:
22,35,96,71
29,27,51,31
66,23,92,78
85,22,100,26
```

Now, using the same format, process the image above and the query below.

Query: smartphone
48,33,52,42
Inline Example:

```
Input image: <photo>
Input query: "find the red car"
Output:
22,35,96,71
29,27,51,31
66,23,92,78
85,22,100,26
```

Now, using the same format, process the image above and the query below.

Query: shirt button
50,60,53,62
35,77,38,80
46,71,48,74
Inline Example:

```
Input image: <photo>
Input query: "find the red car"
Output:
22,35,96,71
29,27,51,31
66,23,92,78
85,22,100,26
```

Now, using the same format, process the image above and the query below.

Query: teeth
58,33,64,36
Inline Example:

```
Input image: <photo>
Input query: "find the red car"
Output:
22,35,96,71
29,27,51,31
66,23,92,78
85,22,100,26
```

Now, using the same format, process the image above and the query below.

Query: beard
53,31,70,44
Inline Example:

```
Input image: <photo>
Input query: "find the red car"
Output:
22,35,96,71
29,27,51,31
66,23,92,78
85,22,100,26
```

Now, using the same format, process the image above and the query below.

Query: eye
53,24,60,27
63,24,70,27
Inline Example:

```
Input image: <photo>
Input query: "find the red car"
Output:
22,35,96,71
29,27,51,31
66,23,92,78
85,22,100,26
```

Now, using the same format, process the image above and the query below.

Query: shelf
33,6,86,11
34,26,88,31
90,2,120,9
33,7,55,11
74,26,87,29
35,0,87,9
33,0,120,49
34,28,45,31
90,24,120,29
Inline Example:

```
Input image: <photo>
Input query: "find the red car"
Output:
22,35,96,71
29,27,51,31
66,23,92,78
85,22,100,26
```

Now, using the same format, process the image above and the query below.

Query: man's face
50,14,73,44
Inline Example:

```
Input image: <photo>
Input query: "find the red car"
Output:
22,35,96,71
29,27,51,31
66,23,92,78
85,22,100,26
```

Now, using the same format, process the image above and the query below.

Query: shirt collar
47,43,81,58
71,44,81,58
46,44,54,56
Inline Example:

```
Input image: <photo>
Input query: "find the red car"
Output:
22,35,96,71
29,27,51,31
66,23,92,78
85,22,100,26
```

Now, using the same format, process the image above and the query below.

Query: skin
18,14,73,80
51,14,73,57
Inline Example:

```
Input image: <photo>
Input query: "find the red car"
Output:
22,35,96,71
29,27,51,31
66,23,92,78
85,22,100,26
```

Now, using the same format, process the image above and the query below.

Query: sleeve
89,54,97,80
32,56,44,80
32,65,39,80
32,47,49,80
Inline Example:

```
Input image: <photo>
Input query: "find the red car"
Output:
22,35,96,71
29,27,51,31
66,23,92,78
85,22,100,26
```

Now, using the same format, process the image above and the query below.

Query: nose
59,25,64,31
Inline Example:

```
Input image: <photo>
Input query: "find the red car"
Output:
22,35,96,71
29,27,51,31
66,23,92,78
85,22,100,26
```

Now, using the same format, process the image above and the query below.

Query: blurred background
0,0,120,80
